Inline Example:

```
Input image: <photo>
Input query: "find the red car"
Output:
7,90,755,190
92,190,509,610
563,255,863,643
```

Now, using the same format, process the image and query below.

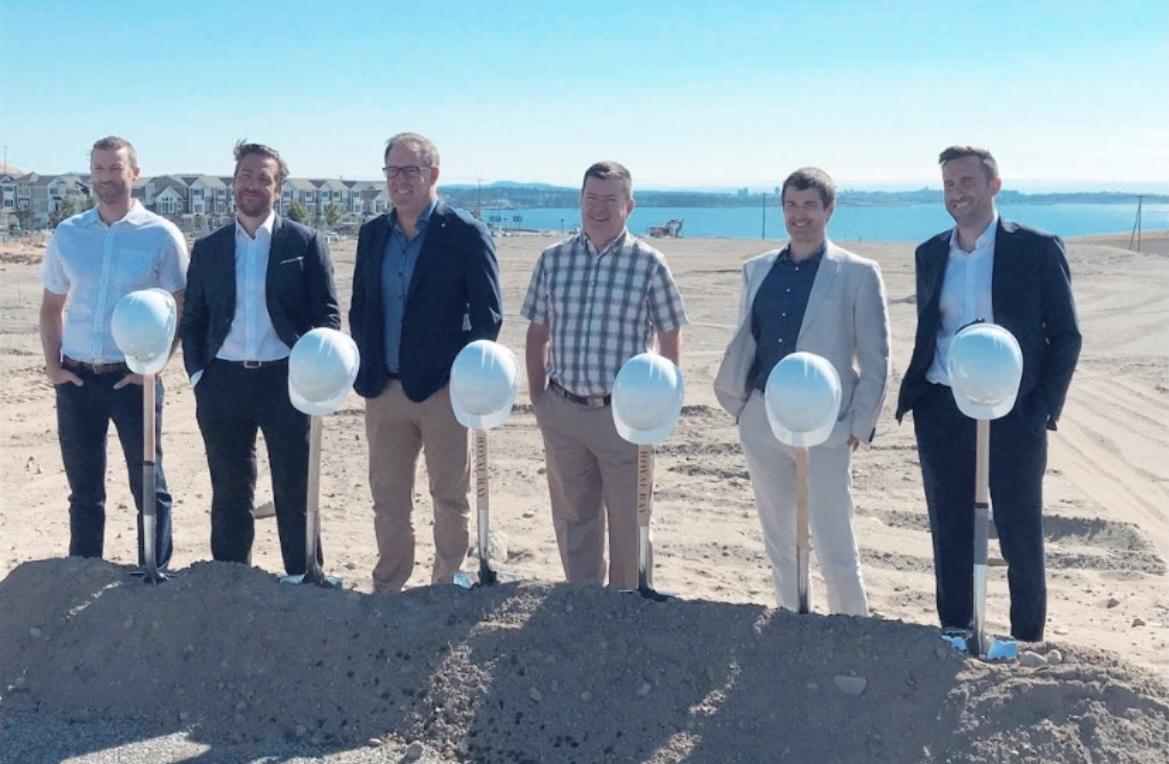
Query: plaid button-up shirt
521,230,688,397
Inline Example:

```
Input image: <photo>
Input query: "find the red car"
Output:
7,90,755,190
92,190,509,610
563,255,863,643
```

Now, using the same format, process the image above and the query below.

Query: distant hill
438,182,1166,210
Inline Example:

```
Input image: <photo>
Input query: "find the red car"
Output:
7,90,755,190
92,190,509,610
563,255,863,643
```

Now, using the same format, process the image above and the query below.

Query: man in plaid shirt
522,160,688,588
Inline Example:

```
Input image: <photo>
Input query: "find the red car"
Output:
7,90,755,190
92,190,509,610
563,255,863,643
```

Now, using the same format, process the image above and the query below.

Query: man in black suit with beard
180,141,340,575
896,145,1081,643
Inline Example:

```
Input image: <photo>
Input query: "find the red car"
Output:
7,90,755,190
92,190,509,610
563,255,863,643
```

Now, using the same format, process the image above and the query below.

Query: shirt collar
950,215,999,254
86,199,146,228
390,198,438,234
583,228,629,257
235,210,276,241
778,241,826,265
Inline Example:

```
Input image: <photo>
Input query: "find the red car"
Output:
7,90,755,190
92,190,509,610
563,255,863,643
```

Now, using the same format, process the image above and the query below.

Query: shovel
942,419,1016,660
795,446,811,614
454,430,519,588
969,419,1016,660
135,373,165,584
281,415,341,588
620,445,671,601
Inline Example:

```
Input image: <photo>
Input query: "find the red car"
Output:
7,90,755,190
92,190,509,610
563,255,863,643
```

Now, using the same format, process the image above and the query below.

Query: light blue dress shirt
382,200,437,373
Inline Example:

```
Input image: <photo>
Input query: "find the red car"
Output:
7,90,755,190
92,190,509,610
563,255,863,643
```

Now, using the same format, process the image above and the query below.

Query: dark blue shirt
382,199,437,373
749,244,824,392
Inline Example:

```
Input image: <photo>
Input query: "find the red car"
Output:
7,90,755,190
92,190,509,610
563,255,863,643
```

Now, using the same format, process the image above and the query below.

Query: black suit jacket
180,215,341,377
349,201,502,402
896,219,1081,429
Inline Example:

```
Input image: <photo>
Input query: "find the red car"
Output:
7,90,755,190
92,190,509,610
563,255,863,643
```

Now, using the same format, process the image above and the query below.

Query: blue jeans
54,370,173,567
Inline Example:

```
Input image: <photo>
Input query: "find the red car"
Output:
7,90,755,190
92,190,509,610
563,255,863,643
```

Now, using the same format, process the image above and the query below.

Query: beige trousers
534,389,645,588
365,383,470,592
738,391,869,616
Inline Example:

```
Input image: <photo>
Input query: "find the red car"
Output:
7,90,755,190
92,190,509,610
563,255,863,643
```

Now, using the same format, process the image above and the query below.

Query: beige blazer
713,241,890,446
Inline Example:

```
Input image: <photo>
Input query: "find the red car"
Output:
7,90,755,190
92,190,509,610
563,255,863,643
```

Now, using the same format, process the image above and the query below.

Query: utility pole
761,191,767,239
1129,195,1144,252
475,178,483,220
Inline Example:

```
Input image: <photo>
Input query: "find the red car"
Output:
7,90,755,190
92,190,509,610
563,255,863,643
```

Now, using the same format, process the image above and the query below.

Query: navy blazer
349,202,502,402
895,219,1081,430
180,215,341,378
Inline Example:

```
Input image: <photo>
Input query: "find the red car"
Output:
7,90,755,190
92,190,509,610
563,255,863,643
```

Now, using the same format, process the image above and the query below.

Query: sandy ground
0,229,1167,760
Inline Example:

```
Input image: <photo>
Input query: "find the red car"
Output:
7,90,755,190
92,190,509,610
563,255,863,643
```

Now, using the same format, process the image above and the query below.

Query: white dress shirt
39,202,188,364
216,212,290,364
927,216,997,386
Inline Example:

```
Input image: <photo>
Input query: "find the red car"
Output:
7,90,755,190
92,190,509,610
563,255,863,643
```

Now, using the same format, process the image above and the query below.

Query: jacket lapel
797,243,842,342
265,215,286,302
920,236,948,312
990,218,1013,315
218,222,238,320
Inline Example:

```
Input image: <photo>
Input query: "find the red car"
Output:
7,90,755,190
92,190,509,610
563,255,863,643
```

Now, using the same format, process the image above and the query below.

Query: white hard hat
111,289,177,375
765,352,842,448
287,328,360,416
611,353,685,445
947,322,1023,420
449,339,519,430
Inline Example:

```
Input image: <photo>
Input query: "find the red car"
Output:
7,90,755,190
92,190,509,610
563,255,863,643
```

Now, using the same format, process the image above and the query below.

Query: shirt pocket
116,248,158,289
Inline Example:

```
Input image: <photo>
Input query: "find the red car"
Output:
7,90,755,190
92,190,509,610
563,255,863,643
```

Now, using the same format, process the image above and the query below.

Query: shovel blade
130,568,169,585
280,566,343,589
453,569,521,589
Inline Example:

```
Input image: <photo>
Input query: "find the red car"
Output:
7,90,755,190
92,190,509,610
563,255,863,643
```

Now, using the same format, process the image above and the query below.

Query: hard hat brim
953,392,1018,421
124,351,169,376
452,391,516,431
766,413,837,448
614,416,679,446
289,381,351,416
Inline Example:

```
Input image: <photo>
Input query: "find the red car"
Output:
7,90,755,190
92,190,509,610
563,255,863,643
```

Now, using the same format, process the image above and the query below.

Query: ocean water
484,202,1167,242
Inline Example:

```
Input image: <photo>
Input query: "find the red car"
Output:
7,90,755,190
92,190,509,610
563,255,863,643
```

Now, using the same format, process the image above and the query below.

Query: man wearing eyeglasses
349,132,503,593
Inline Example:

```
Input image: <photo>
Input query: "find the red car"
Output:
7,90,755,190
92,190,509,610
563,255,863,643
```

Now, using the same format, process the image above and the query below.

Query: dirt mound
2,558,1168,762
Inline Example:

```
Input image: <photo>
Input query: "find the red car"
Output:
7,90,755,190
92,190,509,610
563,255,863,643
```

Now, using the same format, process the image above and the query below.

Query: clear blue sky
1,0,1166,191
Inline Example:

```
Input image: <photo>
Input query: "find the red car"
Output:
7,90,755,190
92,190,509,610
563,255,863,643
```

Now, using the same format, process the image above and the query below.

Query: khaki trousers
365,383,470,592
534,389,645,588
738,391,869,616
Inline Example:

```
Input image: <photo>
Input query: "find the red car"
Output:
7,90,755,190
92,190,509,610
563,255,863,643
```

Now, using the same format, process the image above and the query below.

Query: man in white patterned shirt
38,136,188,568
522,160,688,588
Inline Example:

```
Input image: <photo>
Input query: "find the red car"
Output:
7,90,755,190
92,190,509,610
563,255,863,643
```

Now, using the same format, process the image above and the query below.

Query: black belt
218,358,288,369
549,380,610,409
61,356,129,375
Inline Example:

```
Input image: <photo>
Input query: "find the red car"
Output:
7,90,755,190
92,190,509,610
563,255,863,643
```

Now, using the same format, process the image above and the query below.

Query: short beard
237,198,270,219
95,185,126,205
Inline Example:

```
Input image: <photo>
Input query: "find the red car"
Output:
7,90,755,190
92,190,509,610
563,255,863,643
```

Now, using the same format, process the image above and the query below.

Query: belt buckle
243,360,262,369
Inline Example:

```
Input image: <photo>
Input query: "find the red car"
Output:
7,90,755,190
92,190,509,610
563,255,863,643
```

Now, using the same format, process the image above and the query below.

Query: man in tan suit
714,167,890,615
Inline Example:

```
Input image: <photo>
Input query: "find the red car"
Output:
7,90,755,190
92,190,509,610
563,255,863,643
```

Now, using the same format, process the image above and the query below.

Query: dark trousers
194,359,320,576
913,383,1048,641
55,371,173,568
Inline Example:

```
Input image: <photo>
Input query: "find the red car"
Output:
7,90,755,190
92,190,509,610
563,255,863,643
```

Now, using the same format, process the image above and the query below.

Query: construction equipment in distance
649,219,684,238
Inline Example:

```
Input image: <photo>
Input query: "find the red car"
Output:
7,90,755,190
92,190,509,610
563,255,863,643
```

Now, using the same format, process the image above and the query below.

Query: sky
1,0,1166,192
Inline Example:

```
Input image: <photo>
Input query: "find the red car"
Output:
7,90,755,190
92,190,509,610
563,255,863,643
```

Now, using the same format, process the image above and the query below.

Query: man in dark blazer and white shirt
896,145,1081,642
349,132,502,593
181,141,340,576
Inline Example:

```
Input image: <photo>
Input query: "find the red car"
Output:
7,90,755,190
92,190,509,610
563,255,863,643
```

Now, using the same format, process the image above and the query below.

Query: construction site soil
1,558,1167,763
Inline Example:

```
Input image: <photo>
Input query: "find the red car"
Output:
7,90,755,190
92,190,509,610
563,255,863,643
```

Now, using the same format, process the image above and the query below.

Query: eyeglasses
383,165,430,180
